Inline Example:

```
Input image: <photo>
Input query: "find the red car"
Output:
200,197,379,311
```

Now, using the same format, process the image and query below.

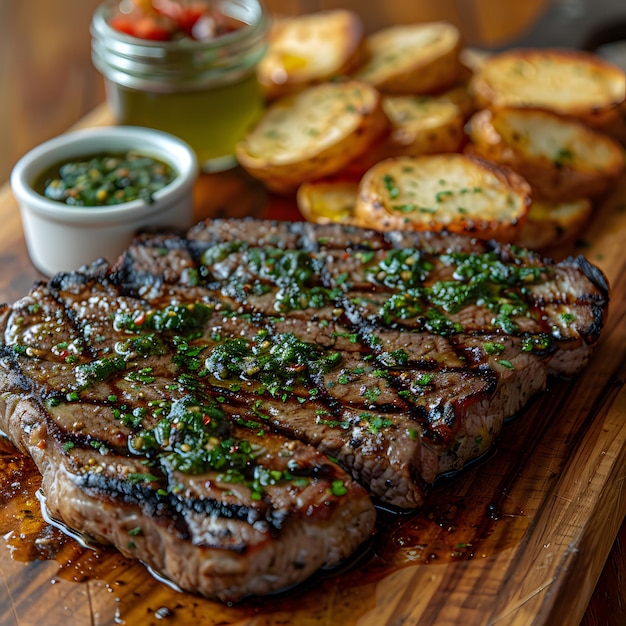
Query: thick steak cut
0,218,609,601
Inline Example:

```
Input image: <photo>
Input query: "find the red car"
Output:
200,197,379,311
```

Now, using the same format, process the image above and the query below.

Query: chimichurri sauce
35,151,176,206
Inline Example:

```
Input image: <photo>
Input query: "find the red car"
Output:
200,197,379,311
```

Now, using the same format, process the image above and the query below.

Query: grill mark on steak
0,219,609,602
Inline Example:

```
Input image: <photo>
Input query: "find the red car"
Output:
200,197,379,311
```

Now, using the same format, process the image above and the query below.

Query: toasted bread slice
354,154,531,241
515,197,593,250
257,10,364,100
352,22,462,94
236,80,389,195
469,48,626,127
466,107,624,200
297,179,359,225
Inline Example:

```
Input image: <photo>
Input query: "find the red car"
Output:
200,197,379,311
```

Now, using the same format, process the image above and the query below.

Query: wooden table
0,2,624,625
1,102,625,626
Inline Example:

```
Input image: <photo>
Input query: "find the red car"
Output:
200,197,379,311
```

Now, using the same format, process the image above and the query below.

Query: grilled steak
0,218,609,601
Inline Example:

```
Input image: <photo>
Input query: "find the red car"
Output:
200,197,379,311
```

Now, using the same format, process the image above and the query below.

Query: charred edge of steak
0,349,33,394
108,233,196,295
571,256,610,343
571,255,610,298
48,260,110,291
72,466,264,533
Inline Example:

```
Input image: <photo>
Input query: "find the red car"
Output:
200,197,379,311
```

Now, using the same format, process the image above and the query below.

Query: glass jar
91,0,269,172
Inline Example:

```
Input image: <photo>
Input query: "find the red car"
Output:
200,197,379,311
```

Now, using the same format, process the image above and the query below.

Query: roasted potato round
354,154,531,241
257,9,364,100
338,93,467,179
236,80,389,195
599,99,626,146
437,82,476,120
514,197,593,250
382,95,466,156
352,21,463,94
465,107,624,200
297,178,359,225
469,48,626,127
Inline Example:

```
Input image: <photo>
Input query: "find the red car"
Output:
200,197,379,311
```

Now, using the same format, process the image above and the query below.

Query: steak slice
0,277,376,602
0,218,609,601
111,219,607,503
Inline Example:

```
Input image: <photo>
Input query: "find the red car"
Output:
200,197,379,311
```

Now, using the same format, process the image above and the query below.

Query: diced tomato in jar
109,12,174,41
109,0,233,41
152,0,207,37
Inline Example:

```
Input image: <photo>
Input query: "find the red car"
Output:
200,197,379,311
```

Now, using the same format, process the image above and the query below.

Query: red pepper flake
134,312,146,326
203,415,212,426
59,349,69,360
342,251,350,260
37,440,47,450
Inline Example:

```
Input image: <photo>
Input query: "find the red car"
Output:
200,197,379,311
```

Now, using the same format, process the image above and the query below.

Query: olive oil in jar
91,0,268,172
106,73,264,173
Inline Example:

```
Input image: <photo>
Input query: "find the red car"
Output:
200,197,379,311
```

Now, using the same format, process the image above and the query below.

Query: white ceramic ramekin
10,126,198,277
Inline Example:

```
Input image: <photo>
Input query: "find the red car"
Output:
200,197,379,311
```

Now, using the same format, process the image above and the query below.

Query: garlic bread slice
514,197,592,250
236,80,389,195
354,154,531,241
352,22,462,94
297,179,359,225
469,48,626,127
466,107,624,200
257,10,364,100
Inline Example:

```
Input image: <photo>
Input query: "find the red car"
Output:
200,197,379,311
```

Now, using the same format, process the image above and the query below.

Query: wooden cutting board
0,107,625,626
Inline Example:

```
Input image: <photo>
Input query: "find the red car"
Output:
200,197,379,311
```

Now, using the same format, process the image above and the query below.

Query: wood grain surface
0,104,625,626
0,1,624,624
